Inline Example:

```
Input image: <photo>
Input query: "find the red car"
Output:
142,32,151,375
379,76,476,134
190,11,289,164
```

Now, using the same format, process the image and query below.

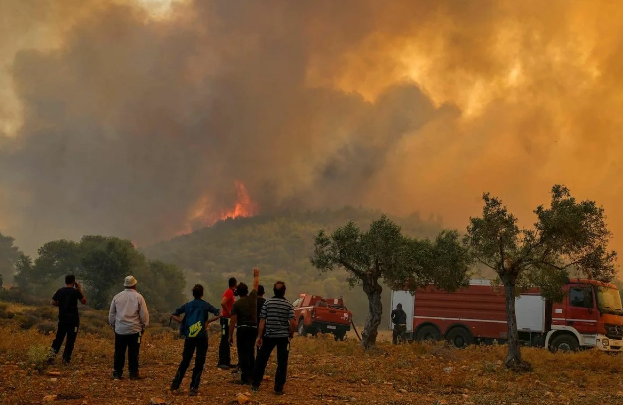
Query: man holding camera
49,274,87,365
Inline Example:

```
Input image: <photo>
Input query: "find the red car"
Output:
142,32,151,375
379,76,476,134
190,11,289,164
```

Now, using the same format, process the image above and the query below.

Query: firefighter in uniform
391,303,407,344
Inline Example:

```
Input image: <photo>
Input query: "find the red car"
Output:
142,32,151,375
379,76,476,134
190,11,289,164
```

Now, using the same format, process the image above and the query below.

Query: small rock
50,378,58,382
443,367,453,373
398,389,407,394
43,395,57,402
617,391,623,397
150,398,166,405
236,393,250,404
47,371,61,377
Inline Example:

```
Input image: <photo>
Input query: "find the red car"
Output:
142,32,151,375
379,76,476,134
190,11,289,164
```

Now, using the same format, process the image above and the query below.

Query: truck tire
298,319,307,337
334,331,346,341
445,327,473,348
549,334,579,353
415,325,441,342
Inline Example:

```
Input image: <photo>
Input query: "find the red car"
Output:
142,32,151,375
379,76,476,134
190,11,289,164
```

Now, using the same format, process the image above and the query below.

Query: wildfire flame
175,181,258,236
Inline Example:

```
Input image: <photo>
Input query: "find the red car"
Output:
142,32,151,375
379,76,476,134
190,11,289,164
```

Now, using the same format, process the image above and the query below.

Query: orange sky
0,0,622,264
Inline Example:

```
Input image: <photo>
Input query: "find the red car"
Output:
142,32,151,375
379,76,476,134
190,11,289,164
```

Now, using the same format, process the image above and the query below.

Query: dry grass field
1,302,623,405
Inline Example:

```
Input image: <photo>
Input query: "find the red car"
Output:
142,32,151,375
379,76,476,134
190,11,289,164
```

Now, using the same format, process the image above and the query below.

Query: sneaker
274,390,284,396
251,385,259,393
170,383,180,392
217,364,230,370
189,388,198,397
112,374,122,380
129,373,142,381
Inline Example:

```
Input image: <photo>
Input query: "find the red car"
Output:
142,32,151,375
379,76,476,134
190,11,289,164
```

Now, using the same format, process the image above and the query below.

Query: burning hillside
176,181,258,236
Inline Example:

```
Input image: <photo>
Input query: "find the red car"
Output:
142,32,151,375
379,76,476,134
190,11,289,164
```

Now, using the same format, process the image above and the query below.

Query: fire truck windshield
597,286,623,314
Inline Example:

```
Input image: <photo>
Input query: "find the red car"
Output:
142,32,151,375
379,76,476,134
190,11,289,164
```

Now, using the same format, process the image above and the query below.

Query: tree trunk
502,275,532,372
361,277,383,350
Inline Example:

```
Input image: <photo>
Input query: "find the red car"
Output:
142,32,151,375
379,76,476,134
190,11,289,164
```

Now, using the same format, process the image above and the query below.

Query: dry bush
27,344,50,373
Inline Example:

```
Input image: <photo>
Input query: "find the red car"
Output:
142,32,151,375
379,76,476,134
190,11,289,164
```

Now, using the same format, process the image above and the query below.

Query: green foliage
0,232,22,284
465,184,618,369
310,214,471,348
14,236,186,312
143,207,445,325
27,344,50,373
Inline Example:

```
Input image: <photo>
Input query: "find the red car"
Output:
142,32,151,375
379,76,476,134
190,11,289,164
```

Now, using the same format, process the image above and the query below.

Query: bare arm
252,267,260,291
171,315,183,323
229,314,237,343
76,283,87,305
256,318,266,347
289,318,296,339
220,296,229,312
207,315,221,324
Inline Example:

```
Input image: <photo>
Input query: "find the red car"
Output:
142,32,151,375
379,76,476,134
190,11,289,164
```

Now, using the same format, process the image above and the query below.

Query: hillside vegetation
1,300,622,405
143,207,446,323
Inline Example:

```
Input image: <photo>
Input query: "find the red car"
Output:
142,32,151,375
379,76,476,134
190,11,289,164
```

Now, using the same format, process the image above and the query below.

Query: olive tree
465,185,617,371
310,215,471,349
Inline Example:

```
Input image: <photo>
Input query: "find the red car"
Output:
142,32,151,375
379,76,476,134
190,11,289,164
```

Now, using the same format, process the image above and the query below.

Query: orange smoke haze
0,0,622,268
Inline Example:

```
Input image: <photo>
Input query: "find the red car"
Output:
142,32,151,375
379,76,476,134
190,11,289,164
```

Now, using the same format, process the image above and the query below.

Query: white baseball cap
124,275,138,287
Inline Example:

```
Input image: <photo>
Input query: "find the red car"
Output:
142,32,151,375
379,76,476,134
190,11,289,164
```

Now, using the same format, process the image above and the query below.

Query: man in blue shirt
170,284,221,396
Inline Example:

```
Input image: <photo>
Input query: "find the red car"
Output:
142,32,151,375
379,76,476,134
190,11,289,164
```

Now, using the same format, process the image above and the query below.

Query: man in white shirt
109,275,149,380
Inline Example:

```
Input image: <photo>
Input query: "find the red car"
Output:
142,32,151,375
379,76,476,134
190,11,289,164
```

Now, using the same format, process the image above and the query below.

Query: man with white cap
108,275,150,380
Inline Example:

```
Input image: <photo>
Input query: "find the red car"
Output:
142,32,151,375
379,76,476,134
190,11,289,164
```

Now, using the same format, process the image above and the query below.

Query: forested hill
142,207,445,324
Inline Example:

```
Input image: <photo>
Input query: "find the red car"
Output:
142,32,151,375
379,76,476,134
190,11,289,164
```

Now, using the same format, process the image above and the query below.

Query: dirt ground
3,320,623,405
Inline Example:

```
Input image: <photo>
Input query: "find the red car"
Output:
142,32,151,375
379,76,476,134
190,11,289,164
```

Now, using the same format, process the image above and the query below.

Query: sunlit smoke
0,0,622,264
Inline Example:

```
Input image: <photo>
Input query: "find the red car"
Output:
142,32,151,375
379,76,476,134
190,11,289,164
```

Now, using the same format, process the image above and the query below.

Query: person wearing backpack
170,284,221,396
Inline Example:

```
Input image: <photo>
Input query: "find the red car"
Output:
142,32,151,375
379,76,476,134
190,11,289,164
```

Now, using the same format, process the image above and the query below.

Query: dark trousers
252,337,290,391
218,317,231,366
113,332,141,377
393,324,407,344
172,336,208,389
50,323,78,362
236,326,257,382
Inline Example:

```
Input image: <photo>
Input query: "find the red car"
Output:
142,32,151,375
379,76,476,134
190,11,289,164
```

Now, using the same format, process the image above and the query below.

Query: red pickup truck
293,294,352,341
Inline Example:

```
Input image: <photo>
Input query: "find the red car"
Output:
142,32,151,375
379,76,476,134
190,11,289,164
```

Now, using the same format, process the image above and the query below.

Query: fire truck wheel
298,319,308,337
445,327,473,348
550,334,579,353
415,325,441,342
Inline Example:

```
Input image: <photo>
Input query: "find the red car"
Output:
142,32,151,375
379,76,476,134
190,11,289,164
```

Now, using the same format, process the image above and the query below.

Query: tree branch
338,258,365,278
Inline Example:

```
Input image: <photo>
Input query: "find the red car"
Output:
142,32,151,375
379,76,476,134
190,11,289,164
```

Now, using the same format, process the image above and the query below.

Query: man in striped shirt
251,281,295,395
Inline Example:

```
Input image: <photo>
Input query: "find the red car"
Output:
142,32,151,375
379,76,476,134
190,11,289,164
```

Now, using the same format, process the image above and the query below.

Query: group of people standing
47,268,296,397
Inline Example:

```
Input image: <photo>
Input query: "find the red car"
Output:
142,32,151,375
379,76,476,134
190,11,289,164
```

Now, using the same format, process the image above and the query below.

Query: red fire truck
390,278,623,352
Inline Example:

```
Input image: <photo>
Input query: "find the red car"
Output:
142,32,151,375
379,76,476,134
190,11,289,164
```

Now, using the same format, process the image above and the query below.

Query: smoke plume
1,0,623,257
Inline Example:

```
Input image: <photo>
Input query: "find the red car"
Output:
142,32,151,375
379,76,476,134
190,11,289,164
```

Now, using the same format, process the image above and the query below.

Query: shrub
16,314,40,330
37,322,56,335
32,306,57,321
0,288,47,306
27,344,50,373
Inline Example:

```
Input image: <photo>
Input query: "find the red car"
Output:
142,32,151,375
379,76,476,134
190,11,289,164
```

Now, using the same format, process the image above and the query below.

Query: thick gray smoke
1,0,623,257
